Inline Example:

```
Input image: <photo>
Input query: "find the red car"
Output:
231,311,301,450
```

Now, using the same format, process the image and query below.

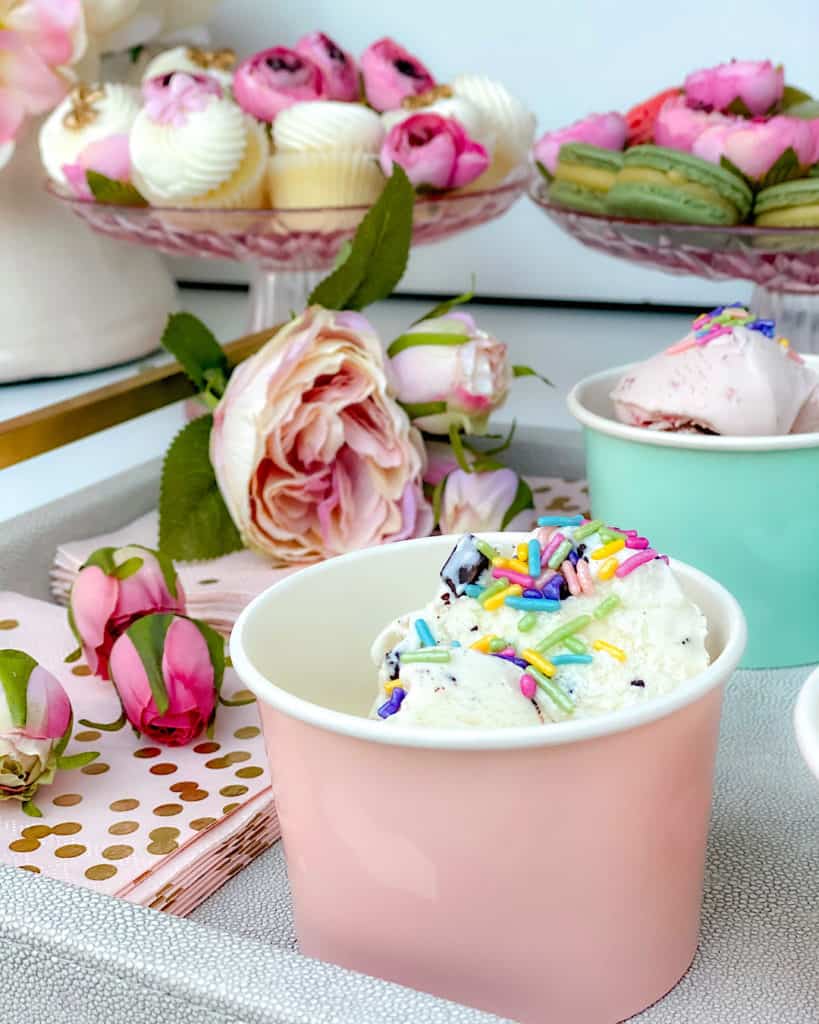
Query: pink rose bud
69,544,185,680
295,31,358,102
653,94,731,152
360,36,435,112
692,115,815,181
0,648,95,812
233,46,327,122
684,59,784,116
439,468,533,534
109,614,221,747
380,112,489,190
142,71,223,127
386,311,511,434
62,133,131,199
533,112,627,174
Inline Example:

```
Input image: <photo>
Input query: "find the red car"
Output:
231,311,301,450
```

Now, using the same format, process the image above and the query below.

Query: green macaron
548,143,624,215
605,144,753,225
754,177,819,227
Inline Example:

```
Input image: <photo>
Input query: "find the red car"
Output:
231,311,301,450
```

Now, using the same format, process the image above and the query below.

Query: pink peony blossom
533,112,627,174
62,132,130,198
653,94,732,152
233,45,326,123
439,468,533,534
684,59,784,116
141,71,221,127
295,31,358,102
210,306,433,565
359,37,435,112
693,115,815,181
380,113,489,190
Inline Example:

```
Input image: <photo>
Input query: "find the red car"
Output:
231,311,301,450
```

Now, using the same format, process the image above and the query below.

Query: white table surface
1,289,693,522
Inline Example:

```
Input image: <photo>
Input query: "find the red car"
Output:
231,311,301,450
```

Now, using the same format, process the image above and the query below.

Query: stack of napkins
0,593,277,914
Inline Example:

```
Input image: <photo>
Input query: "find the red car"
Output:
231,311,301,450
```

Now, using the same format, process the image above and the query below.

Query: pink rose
693,115,815,181
533,112,627,174
142,71,222,127
653,94,731,152
386,311,510,434
438,468,533,534
684,59,784,116
295,31,358,102
210,306,433,565
69,544,185,679
233,46,326,123
360,37,435,113
62,133,131,199
109,615,220,747
380,113,489,190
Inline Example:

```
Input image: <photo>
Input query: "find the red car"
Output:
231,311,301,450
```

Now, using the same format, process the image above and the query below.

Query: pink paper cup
230,533,746,1024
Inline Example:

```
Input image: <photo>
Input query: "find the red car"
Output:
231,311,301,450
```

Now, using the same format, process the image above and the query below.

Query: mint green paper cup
568,359,819,669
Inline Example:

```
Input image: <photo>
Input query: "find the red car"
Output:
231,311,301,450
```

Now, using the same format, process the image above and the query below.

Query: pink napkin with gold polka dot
0,593,277,914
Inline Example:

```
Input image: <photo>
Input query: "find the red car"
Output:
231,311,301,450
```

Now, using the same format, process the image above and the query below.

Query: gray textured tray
1,440,818,1024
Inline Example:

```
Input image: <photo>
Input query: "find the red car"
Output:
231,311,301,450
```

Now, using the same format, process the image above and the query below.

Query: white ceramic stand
0,128,177,383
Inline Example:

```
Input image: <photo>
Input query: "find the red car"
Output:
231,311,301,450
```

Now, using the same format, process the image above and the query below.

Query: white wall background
173,0,819,304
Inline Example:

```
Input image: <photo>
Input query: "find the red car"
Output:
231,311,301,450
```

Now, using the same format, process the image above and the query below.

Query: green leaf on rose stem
781,84,813,109
535,160,554,184
158,415,244,560
399,400,448,420
0,649,36,729
725,97,755,118
82,546,117,574
56,751,99,771
501,476,535,530
462,419,516,458
470,456,507,472
387,331,473,358
759,147,802,189
120,614,174,715
308,164,414,311
411,278,476,325
160,313,229,398
21,800,42,818
192,619,225,695
513,364,553,386
718,156,755,191
129,44,144,64
78,711,127,732
431,473,448,527
112,557,144,581
332,239,353,270
53,715,73,759
64,647,82,664
448,424,474,473
86,170,148,207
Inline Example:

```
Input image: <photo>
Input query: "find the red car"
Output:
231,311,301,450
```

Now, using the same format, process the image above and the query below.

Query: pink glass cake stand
530,177,819,351
49,173,526,333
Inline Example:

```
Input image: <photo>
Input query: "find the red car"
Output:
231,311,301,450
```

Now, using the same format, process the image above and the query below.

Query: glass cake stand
530,177,819,351
50,172,527,332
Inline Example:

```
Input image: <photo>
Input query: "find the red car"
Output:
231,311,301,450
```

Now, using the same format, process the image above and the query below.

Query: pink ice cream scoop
611,310,819,436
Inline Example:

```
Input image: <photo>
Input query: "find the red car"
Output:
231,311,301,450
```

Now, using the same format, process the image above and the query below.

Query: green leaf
0,649,36,728
399,400,448,420
781,84,813,109
431,473,448,527
501,476,534,530
725,96,755,118
53,715,73,759
411,280,475,325
471,456,507,472
64,647,82,664
21,800,42,818
513,364,553,386
113,557,144,580
160,313,229,397
535,160,553,184
332,239,353,270
387,331,472,358
448,424,474,473
78,711,127,732
56,751,99,771
82,546,117,575
760,146,802,189
308,165,414,311
129,44,144,64
158,416,244,560
192,619,225,695
118,614,173,715
719,156,755,191
463,419,516,458
86,170,148,207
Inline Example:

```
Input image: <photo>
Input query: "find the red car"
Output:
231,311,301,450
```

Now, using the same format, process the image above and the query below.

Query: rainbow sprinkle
592,640,627,662
667,304,791,357
415,619,436,647
528,539,541,578
401,648,451,664
537,515,584,527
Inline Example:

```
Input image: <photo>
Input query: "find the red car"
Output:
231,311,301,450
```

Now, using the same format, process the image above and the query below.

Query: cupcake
130,73,268,209
39,82,140,195
141,46,236,89
452,73,535,184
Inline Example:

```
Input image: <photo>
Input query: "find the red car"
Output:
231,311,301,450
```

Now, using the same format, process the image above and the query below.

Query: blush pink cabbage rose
69,544,185,679
692,115,816,181
380,112,489,189
359,36,435,112
533,112,627,174
387,311,511,434
62,132,130,198
436,467,533,534
210,306,433,565
295,31,358,102
684,59,784,116
233,45,326,122
109,614,220,746
653,94,732,152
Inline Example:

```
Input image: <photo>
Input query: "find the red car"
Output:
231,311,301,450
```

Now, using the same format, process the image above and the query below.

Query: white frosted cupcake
142,46,236,89
130,73,268,209
452,73,535,183
39,82,140,189
381,84,496,160
269,100,385,209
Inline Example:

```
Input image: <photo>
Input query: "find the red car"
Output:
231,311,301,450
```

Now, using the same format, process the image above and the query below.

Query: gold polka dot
189,817,216,831
149,827,180,841
102,844,133,861
234,726,260,739
9,838,40,853
134,747,161,759
193,741,220,754
227,750,251,763
0,619,19,630
53,793,82,807
22,825,51,840
219,784,248,797
85,864,117,881
109,798,139,812
55,844,86,858
205,756,228,769
222,802,239,814
82,762,109,775
198,578,219,585
169,781,199,793
73,730,100,742
71,666,92,677
147,827,179,855
236,766,264,779
228,689,255,703
19,864,40,873
149,763,177,776
108,820,138,836
52,822,82,836
153,803,182,817
179,788,208,802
